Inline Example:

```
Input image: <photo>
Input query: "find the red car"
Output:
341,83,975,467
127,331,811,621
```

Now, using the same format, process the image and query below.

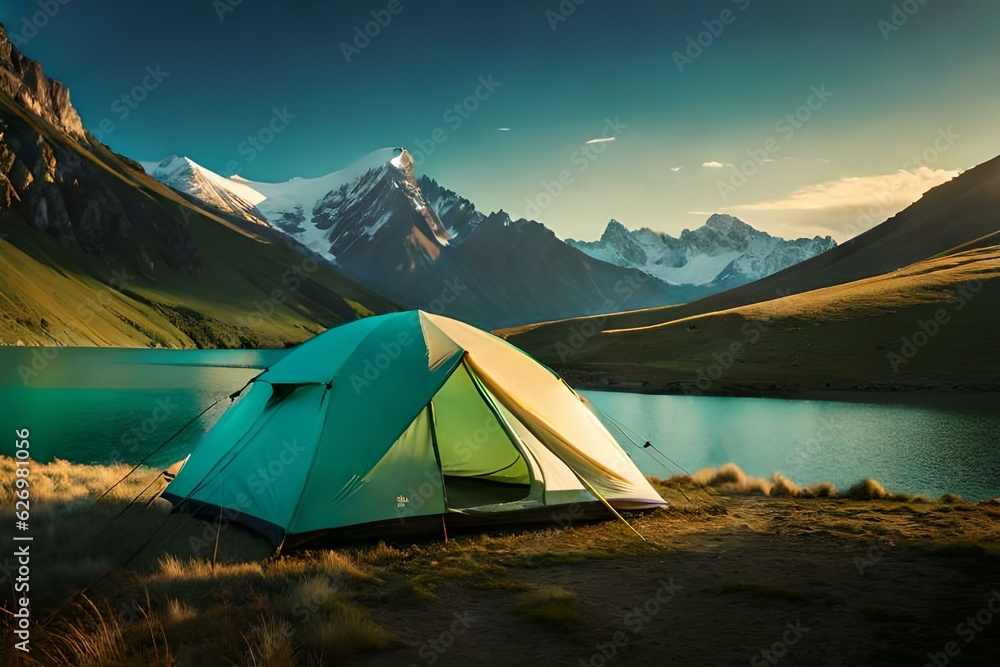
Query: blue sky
4,0,999,241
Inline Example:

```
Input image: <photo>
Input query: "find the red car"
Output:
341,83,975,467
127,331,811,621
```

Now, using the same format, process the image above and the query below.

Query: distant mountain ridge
142,149,702,328
566,215,836,290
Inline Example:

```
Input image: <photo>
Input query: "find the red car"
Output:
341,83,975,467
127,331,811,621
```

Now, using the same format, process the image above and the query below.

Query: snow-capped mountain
140,156,271,226
566,215,836,290
142,147,692,328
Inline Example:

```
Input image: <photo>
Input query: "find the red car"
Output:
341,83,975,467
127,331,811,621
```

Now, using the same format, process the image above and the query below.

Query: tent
162,311,665,549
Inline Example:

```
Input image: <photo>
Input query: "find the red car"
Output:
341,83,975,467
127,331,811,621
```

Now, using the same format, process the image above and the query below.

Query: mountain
566,215,836,289
503,158,1000,394
0,23,396,347
140,155,271,227
145,149,701,328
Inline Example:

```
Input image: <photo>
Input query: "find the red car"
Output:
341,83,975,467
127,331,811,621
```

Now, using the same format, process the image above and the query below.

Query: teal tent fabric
163,310,665,547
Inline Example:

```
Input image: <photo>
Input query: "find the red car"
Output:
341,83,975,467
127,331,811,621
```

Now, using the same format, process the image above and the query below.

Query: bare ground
3,462,999,666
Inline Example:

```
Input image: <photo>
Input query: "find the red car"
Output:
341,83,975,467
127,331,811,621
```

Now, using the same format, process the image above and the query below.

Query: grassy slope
506,245,1000,395
503,156,1000,394
503,156,1000,355
0,93,397,348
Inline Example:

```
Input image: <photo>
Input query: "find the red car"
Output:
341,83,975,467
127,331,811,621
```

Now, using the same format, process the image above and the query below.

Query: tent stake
441,515,449,542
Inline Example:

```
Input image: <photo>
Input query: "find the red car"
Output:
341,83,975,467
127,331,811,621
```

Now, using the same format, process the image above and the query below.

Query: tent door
430,361,537,511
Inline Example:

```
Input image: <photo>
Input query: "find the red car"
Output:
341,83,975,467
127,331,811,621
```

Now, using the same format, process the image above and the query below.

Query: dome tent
162,311,665,549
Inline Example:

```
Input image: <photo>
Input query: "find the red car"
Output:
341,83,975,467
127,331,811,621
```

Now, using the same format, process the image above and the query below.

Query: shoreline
568,377,1000,401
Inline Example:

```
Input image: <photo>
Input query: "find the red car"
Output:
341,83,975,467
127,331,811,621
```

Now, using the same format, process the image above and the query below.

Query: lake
584,390,1000,502
1,348,997,500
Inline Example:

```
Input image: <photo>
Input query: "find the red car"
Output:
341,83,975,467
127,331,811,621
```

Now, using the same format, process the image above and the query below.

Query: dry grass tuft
800,482,838,498
680,463,841,498
154,554,265,582
299,597,392,656
843,479,893,500
315,549,377,582
356,541,412,567
166,598,197,623
33,595,171,666
0,456,160,506
241,615,296,666
768,473,801,497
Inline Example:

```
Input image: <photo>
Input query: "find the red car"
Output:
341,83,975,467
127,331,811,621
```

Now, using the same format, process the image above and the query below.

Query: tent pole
573,472,647,542
440,515,449,542
211,506,223,573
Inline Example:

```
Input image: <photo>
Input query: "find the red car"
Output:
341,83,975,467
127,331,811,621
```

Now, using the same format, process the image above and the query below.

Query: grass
5,456,998,665
503,245,1000,394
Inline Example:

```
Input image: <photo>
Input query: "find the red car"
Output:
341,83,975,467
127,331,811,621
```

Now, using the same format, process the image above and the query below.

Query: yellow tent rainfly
162,311,666,549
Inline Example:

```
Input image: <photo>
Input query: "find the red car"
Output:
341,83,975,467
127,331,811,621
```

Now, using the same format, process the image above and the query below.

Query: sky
4,0,999,242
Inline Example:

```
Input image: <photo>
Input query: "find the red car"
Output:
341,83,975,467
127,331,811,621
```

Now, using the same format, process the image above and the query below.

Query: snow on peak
567,216,836,287
228,147,405,222
140,154,268,224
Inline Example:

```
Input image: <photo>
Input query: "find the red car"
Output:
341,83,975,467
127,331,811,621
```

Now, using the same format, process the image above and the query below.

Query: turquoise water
0,347,284,467
1,348,997,500
584,391,1000,502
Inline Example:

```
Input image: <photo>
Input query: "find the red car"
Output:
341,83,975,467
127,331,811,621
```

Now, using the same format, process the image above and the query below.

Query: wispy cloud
730,167,960,212
497,127,511,131
670,167,682,172
586,137,616,144
702,161,733,168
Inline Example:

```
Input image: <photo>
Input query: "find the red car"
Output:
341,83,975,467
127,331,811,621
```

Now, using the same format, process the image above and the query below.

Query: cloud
670,167,682,172
702,161,733,168
497,127,511,131
730,167,960,213
586,137,616,144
